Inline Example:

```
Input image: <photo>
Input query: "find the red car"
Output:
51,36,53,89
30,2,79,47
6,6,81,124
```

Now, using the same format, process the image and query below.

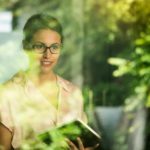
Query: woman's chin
40,65,53,74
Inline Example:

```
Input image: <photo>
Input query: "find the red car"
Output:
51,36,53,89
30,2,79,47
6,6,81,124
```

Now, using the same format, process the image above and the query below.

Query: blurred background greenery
0,0,150,149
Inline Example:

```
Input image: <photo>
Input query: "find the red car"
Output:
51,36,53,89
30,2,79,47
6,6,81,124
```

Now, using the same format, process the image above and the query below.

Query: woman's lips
41,60,53,67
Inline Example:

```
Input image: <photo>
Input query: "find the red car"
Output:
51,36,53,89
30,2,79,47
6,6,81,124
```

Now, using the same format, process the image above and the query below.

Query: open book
38,119,101,148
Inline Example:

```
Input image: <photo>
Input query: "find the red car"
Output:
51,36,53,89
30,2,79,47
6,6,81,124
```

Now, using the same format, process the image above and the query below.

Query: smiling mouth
41,61,53,66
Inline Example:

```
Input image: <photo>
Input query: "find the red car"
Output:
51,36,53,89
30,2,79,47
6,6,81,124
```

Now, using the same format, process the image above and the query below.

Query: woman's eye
51,45,56,49
51,45,59,49
33,44,44,49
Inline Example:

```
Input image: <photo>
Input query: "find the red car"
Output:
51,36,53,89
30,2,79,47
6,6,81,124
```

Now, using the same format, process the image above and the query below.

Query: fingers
66,137,85,150
94,143,100,149
77,137,84,150
66,137,100,150
85,143,100,150
66,138,78,150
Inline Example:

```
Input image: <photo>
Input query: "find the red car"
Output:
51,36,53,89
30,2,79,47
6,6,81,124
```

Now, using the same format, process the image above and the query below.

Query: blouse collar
56,75,70,92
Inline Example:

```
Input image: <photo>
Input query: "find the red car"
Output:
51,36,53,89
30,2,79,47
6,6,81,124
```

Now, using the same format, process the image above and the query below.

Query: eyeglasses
32,42,61,54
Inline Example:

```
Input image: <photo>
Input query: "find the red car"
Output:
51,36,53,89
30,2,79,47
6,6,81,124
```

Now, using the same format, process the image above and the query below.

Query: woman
0,14,97,150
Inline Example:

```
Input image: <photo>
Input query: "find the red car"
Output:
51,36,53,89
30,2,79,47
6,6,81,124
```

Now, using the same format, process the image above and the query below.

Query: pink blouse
0,75,86,149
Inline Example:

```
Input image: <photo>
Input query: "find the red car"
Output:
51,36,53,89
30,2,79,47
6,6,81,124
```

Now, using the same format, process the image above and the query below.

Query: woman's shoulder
1,71,26,86
0,72,26,100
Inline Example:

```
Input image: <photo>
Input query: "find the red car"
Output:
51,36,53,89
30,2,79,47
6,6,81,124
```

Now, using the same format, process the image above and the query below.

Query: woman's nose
43,48,51,58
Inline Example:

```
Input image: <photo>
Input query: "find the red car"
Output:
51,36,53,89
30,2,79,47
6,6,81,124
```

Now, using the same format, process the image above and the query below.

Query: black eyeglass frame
32,42,62,54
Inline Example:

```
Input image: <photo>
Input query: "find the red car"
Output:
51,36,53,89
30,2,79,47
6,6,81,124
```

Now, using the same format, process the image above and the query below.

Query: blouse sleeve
0,91,14,132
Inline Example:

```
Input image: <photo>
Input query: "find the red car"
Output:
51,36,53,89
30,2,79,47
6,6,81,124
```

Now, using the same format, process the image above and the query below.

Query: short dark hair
23,13,63,50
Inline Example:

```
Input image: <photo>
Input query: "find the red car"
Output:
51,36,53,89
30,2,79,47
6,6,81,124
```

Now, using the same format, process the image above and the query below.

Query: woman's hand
67,137,99,150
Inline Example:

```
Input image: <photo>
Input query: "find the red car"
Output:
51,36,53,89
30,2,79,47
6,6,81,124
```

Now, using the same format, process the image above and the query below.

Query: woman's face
31,29,61,74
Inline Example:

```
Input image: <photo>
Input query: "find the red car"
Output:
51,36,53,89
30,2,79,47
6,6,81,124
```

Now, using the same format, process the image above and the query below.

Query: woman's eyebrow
33,41,44,44
50,43,60,45
33,41,59,45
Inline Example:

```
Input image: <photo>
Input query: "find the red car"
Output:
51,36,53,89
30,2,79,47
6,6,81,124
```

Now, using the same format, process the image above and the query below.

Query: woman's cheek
55,55,60,65
29,53,41,70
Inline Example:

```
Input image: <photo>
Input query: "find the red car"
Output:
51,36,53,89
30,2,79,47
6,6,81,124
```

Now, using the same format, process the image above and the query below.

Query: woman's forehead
33,29,61,44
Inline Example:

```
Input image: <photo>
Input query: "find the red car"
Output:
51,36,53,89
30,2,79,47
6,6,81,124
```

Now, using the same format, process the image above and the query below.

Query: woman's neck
39,71,56,84
29,71,57,86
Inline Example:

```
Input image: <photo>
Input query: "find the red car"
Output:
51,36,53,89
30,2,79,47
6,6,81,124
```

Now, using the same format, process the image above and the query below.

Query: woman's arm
0,123,13,150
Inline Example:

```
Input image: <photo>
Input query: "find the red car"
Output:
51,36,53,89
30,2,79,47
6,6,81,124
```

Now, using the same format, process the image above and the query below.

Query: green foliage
108,28,150,109
20,120,99,150
83,0,139,106
20,123,82,150
82,0,150,107
1,0,150,148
